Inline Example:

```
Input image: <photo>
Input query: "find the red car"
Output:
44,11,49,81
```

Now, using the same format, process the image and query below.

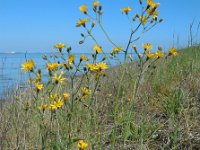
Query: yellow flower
93,1,99,7
68,54,75,64
63,93,70,101
35,82,44,91
87,63,99,72
147,0,160,8
21,59,35,73
48,104,57,110
169,47,178,56
79,5,88,14
54,99,64,108
121,6,132,14
38,104,48,111
147,9,159,20
139,16,148,25
76,18,90,27
80,54,87,61
54,71,66,84
112,46,123,54
155,51,164,58
143,43,152,51
81,87,91,99
47,63,59,71
78,140,88,150
92,45,103,53
87,62,108,72
50,94,58,100
145,51,155,59
54,43,66,50
96,62,108,70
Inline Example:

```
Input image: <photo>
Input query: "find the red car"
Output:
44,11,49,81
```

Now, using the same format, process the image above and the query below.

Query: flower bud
92,22,96,28
79,40,84,45
99,4,102,11
159,18,164,23
92,52,96,58
132,45,137,51
81,33,85,37
67,47,71,53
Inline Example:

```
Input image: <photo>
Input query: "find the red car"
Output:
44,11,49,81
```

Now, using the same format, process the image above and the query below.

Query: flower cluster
39,92,70,112
19,1,178,149
21,59,35,72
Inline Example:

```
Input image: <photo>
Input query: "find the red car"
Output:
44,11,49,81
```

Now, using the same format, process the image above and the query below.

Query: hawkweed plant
4,0,179,149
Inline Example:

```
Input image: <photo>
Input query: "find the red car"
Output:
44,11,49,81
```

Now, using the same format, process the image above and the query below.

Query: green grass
0,46,200,149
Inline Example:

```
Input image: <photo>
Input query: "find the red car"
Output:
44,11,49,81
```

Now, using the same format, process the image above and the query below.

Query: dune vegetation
0,0,200,149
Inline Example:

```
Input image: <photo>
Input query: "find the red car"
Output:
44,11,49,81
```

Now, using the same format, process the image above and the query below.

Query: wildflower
21,59,35,73
54,99,64,108
139,16,148,25
147,0,160,8
54,71,66,84
63,93,70,101
39,104,48,111
112,46,123,54
54,43,66,52
68,54,75,64
76,18,90,27
87,63,98,72
78,140,88,150
80,54,87,61
47,62,59,71
92,45,103,53
147,9,159,20
79,5,88,14
96,62,108,70
155,51,164,58
93,1,99,7
81,87,91,99
121,6,132,15
87,62,107,72
35,82,44,92
48,104,57,110
143,43,152,51
145,51,155,59
169,47,178,56
50,94,58,100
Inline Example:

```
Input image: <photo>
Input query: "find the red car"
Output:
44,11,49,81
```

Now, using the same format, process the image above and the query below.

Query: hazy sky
0,0,200,53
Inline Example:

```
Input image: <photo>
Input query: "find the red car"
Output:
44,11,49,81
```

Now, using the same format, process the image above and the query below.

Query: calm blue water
0,52,127,97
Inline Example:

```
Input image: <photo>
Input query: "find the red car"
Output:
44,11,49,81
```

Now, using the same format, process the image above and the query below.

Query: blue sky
0,0,200,53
